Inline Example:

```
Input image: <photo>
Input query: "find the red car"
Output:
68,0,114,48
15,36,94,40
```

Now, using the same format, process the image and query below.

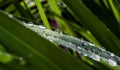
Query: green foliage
61,0,120,56
24,22,120,67
0,10,93,70
0,0,120,70
34,0,51,29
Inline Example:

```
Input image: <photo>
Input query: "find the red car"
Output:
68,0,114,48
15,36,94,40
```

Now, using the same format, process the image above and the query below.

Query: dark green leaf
61,0,120,57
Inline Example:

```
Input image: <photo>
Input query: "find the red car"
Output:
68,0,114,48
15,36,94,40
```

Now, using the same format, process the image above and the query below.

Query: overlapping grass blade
82,0,120,39
12,0,33,19
61,0,120,56
34,0,51,29
48,0,75,36
108,0,120,24
0,44,32,70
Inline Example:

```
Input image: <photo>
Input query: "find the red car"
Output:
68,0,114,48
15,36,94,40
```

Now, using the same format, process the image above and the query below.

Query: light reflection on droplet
39,25,46,29
110,53,114,57
8,14,13,18
88,43,95,46
77,46,82,49
27,23,33,27
108,59,117,66
78,52,81,54
83,53,88,56
91,54,100,61
57,1,61,6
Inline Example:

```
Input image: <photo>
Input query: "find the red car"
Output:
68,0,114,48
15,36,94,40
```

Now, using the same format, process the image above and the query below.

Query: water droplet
20,21,25,24
39,25,46,29
47,36,54,42
108,59,117,66
27,22,33,26
83,53,88,56
55,29,63,36
28,24,33,27
100,48,105,51
88,43,95,46
8,14,13,18
91,54,100,61
110,53,114,56
78,52,81,54
77,46,82,49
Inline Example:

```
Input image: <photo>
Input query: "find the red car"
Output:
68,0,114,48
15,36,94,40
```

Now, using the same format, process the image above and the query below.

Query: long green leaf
0,10,93,70
108,0,120,24
82,0,120,39
24,21,120,70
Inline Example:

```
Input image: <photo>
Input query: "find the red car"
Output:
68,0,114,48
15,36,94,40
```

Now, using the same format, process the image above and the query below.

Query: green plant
0,0,120,70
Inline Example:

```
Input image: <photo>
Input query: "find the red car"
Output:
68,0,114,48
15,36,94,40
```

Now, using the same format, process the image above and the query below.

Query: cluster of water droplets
21,22,120,67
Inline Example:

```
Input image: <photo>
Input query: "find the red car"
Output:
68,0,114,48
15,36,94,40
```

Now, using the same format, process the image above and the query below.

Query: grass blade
34,0,51,29
0,10,93,70
48,0,76,36
61,0,120,56
82,0,120,39
108,0,120,24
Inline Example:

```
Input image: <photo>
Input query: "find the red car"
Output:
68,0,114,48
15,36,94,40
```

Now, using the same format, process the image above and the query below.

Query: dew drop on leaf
88,43,95,46
77,46,82,49
108,59,117,66
27,23,33,27
83,53,88,56
8,14,13,18
110,53,114,57
39,25,46,29
90,54,100,61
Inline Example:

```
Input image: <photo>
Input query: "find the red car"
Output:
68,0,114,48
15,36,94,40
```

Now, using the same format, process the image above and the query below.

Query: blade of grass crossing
21,0,35,20
34,0,51,29
108,0,120,24
48,0,76,36
82,0,120,39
